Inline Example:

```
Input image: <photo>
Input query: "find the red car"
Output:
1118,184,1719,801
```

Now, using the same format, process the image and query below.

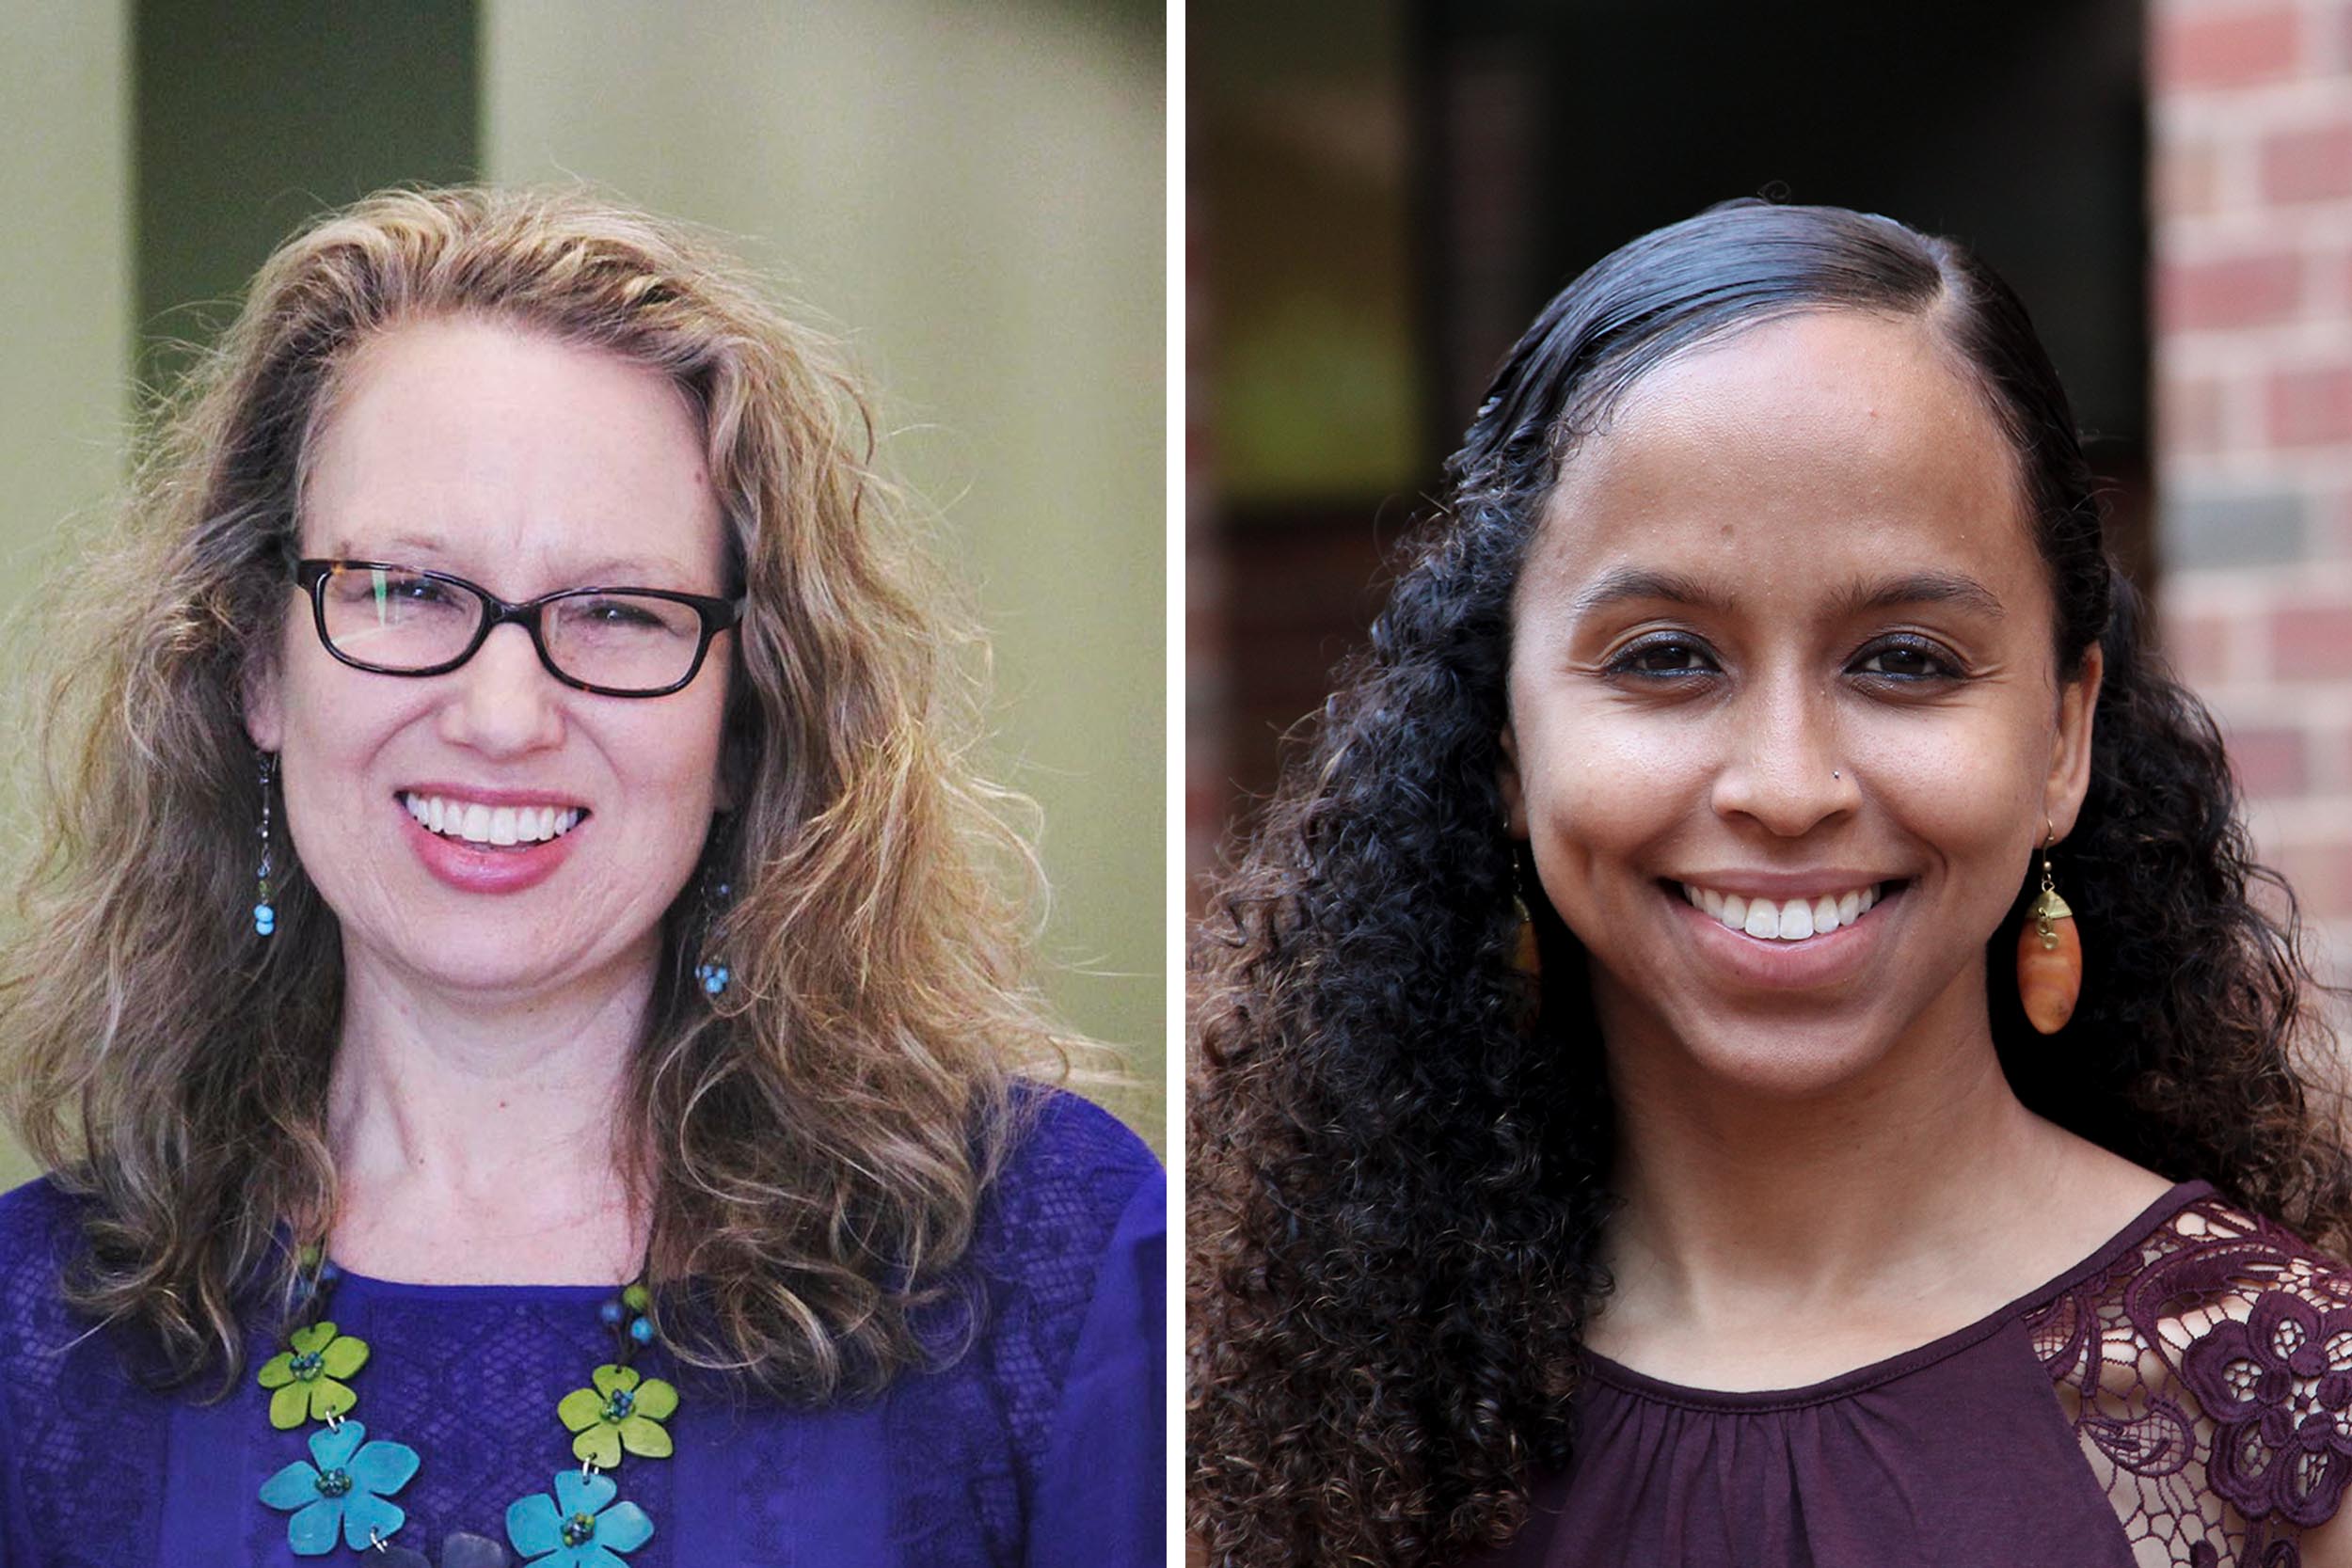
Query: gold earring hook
2030,816,2071,948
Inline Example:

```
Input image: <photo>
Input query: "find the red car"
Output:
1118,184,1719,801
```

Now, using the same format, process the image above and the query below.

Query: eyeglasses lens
541,593,707,692
319,564,475,667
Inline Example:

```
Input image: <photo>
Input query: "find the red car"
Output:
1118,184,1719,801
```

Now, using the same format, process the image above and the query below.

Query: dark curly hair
1186,199,2352,1568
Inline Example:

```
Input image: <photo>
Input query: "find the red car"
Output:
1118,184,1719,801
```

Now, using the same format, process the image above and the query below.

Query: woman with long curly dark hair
1189,199,2352,1567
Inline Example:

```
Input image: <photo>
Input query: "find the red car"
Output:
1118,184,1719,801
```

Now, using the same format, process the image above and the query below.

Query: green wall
482,1,1167,1117
0,0,133,1186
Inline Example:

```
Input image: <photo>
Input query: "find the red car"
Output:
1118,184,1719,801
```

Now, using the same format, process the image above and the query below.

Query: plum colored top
1477,1181,2352,1567
0,1088,1164,1568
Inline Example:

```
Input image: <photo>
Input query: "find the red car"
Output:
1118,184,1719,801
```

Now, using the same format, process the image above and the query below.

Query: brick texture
2153,3,2300,91
2159,250,2302,331
2155,0,2352,984
2262,119,2352,202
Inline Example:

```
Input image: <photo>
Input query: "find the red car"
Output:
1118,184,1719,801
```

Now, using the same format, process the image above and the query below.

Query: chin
1661,1015,1899,1101
358,926,620,999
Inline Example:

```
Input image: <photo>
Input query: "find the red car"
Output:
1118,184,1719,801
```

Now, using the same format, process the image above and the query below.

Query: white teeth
1684,881,1892,942
400,794,584,847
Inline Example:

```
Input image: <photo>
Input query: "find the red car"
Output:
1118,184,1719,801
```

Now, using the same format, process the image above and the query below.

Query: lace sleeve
2026,1195,2352,1567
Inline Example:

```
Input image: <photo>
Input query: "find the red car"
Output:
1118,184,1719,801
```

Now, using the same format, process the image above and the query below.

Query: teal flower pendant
257,1419,421,1555
505,1468,654,1566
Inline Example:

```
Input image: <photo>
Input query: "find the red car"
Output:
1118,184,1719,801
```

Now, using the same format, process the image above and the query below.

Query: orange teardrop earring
2016,820,2083,1035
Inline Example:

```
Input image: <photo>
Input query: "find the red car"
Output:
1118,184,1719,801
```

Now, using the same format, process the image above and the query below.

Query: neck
1596,973,2074,1329
323,952,657,1284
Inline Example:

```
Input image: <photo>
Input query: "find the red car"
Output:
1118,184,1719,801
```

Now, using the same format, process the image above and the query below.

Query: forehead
299,315,726,585
1522,309,2044,618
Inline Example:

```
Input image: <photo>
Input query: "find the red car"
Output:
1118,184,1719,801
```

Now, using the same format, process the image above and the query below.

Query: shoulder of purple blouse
883,1083,1162,1564
0,1174,173,1560
0,1175,87,1344
2026,1187,2352,1544
956,1078,1160,1365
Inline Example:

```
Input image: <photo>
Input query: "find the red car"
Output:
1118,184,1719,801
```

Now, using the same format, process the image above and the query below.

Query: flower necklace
253,1243,679,1566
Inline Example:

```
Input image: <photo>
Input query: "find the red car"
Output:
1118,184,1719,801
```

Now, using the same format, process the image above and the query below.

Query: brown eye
1608,636,1717,677
1852,638,1961,680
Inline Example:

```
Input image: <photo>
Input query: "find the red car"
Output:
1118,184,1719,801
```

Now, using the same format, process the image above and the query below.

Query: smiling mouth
1674,879,1905,942
401,792,586,847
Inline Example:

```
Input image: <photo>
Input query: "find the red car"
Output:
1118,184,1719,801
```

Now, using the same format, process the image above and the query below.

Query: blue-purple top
0,1087,1164,1568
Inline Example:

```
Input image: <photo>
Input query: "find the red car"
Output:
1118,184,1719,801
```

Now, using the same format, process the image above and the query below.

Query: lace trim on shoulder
2026,1194,2352,1567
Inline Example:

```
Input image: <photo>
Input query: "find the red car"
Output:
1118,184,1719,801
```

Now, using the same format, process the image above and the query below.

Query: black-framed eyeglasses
292,559,745,698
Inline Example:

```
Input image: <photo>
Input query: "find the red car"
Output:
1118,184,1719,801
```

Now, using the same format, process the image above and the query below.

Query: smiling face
1500,309,2100,1099
245,315,734,1002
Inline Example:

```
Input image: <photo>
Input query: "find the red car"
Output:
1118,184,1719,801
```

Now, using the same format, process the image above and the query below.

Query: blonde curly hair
1,184,1068,1398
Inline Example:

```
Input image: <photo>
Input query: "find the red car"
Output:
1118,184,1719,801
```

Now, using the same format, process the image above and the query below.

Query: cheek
626,696,730,816
1512,699,1715,897
276,659,409,775
1847,707,2047,862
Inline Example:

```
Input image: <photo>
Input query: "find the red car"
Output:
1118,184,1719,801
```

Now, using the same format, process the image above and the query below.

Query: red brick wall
2154,0,2352,989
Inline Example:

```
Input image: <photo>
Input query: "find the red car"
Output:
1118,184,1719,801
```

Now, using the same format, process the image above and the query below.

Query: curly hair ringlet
0,183,1078,1402
1186,198,2352,1568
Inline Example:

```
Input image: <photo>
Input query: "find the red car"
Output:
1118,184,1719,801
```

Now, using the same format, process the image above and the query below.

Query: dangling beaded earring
2016,819,2082,1035
252,752,278,939
693,863,732,997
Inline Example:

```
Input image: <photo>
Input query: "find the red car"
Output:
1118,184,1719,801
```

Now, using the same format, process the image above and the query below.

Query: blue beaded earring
253,752,278,938
693,862,732,996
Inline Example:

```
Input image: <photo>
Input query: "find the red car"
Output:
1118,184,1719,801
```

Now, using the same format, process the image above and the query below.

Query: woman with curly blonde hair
0,185,1161,1568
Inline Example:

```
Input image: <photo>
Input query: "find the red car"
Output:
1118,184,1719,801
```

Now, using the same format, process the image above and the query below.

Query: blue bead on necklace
254,1246,676,1564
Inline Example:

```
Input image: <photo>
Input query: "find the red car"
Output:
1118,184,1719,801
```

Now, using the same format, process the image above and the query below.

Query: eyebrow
1828,571,2008,622
330,534,697,585
1570,567,1725,616
1569,566,2006,621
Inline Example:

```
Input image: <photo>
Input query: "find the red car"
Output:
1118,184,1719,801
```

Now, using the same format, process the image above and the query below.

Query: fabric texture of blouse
0,1086,1164,1568
1483,1181,2352,1567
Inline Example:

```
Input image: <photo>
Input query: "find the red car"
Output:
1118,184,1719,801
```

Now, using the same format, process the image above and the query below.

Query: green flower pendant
258,1321,371,1428
556,1364,678,1466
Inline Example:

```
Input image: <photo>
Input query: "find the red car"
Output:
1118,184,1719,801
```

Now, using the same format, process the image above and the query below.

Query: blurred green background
0,0,1165,1183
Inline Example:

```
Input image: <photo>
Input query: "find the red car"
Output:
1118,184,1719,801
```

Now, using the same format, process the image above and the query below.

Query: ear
242,655,284,752
2043,642,2103,840
1499,723,1529,839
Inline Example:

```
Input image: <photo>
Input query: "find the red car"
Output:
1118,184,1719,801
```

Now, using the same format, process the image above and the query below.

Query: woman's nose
436,623,565,756
1708,673,1858,836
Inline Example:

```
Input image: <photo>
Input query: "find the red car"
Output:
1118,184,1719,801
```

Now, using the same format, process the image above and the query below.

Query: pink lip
1667,881,1903,990
398,799,581,895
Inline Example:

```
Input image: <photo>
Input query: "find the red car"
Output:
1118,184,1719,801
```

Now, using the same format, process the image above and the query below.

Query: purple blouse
0,1087,1164,1568
1479,1182,2352,1566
